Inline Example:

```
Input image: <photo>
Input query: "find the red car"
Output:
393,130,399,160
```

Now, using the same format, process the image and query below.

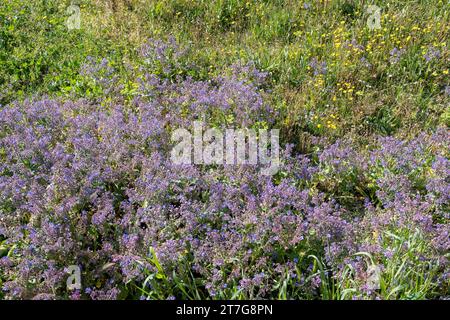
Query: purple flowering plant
0,39,449,300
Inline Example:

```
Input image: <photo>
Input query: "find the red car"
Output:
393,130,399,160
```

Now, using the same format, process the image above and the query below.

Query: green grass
307,228,444,300
1,0,448,142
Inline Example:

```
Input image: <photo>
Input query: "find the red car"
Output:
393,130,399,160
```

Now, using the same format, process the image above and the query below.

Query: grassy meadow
0,0,448,300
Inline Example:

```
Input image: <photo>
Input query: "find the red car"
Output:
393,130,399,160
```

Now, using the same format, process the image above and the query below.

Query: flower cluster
0,41,448,299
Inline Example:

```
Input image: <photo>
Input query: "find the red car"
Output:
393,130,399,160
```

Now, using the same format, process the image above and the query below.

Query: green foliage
339,229,442,300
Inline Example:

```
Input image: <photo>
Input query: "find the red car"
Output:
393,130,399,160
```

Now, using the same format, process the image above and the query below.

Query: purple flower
389,47,405,64
444,86,450,97
309,57,327,76
424,46,441,62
